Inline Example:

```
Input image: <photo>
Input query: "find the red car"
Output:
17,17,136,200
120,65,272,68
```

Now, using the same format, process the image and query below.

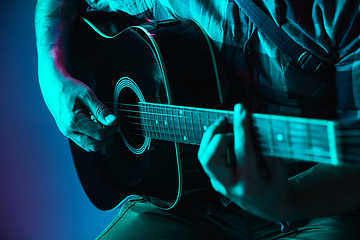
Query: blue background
0,1,118,239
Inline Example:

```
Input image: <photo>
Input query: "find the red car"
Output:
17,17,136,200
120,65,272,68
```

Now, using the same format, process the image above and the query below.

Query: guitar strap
233,0,338,72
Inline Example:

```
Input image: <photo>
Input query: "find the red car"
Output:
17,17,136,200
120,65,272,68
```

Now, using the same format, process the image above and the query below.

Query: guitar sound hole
118,88,144,149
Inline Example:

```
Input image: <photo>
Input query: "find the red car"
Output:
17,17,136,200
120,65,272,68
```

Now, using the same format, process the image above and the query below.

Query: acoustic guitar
69,12,360,211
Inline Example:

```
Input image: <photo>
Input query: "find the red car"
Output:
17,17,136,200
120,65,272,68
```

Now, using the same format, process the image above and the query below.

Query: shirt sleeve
85,0,154,18
335,7,360,121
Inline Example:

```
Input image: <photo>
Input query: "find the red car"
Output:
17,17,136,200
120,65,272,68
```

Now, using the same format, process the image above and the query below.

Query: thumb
81,90,117,126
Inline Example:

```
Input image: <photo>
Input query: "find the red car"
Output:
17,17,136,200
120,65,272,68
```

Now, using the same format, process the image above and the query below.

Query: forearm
35,0,85,77
35,0,88,112
285,164,360,220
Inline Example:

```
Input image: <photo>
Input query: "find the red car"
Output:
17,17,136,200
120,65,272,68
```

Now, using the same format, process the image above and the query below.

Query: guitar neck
139,102,340,165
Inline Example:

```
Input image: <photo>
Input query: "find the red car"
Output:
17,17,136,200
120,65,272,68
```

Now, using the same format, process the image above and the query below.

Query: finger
73,108,117,141
69,131,115,152
198,117,227,159
79,88,118,127
198,133,234,185
199,133,234,166
233,104,256,165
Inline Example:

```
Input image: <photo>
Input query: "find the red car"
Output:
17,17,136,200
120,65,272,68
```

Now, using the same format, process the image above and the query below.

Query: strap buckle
297,51,323,73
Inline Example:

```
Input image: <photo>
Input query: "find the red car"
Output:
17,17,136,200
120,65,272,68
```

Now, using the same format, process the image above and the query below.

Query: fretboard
139,102,339,165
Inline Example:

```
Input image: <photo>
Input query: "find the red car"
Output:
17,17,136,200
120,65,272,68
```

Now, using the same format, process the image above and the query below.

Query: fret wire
191,109,197,143
200,110,207,143
159,105,165,141
153,104,159,140
168,105,176,142
148,103,154,139
161,105,167,141
185,110,196,144
193,109,202,144
306,123,312,162
284,120,291,158
155,105,160,140
170,106,177,142
163,105,170,141
164,106,170,141
172,108,182,142
267,118,275,155
166,106,173,141
179,107,188,143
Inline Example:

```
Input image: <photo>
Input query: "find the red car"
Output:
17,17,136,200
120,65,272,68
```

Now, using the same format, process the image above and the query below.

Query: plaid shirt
86,0,360,121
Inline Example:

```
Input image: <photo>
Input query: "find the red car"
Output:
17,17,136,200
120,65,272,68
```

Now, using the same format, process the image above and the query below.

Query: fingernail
235,103,241,112
105,114,116,123
235,104,246,115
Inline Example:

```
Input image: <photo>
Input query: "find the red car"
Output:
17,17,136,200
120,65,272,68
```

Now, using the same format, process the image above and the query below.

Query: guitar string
104,103,338,135
125,130,333,158
126,129,333,154
110,107,329,137
120,120,333,157
103,102,234,118
116,113,331,141
103,102,339,132
104,102,355,134
124,134,335,162
100,103,358,161
114,103,337,153
111,115,357,163
121,122,358,163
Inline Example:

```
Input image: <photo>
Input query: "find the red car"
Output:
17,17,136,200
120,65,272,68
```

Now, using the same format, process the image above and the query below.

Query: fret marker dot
183,136,187,141
164,121,167,125
203,125,208,131
277,134,283,142
155,120,159,124
180,110,183,114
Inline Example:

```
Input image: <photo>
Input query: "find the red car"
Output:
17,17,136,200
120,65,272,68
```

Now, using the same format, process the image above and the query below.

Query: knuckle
88,142,101,152
92,131,104,141
78,87,93,101
69,114,78,129
79,136,97,152
94,104,106,117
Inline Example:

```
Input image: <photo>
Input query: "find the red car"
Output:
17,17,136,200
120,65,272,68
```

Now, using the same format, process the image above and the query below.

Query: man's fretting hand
198,104,292,221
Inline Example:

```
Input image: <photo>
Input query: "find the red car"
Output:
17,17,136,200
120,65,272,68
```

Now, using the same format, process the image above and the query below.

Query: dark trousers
96,191,358,240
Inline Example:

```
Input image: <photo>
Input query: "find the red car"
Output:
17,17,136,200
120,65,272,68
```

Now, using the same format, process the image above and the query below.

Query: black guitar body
69,12,224,210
